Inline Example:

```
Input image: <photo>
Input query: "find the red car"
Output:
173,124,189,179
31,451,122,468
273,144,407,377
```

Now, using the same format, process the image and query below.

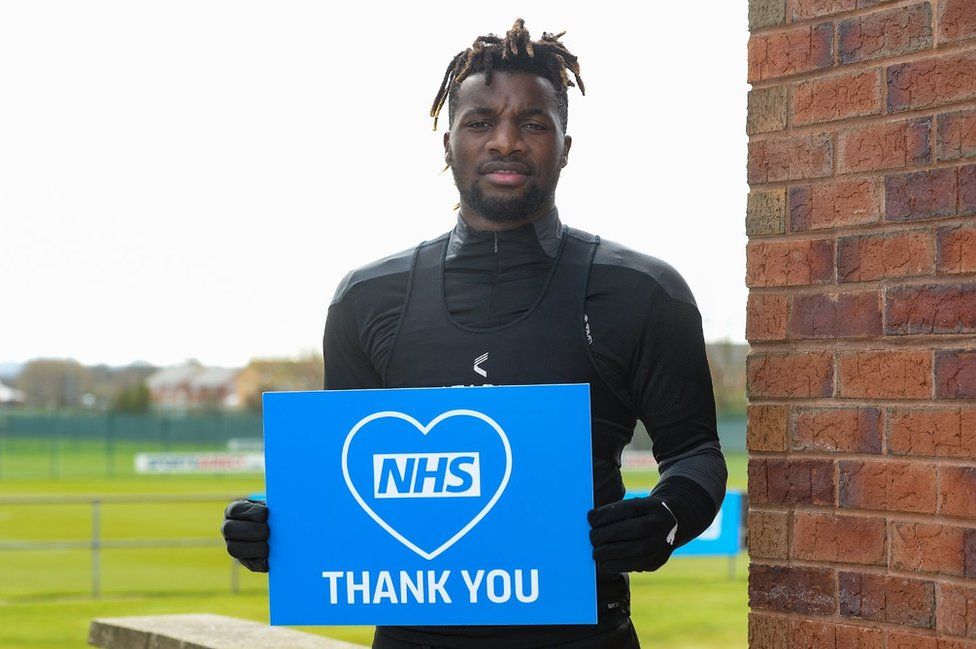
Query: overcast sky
0,2,750,368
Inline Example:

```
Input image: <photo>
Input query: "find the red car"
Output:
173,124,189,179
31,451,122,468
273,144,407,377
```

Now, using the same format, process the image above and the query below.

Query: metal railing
0,410,264,479
0,493,245,597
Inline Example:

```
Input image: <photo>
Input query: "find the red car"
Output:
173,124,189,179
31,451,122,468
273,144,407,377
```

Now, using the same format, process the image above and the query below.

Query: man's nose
487,121,525,156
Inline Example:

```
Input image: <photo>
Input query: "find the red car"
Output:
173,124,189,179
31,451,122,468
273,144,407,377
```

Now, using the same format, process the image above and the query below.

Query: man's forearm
649,443,727,547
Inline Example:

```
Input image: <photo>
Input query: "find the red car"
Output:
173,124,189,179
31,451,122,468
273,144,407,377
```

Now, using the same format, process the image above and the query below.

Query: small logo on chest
473,352,489,378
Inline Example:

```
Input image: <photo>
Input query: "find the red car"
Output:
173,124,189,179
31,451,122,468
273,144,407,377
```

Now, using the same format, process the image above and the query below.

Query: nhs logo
373,452,481,499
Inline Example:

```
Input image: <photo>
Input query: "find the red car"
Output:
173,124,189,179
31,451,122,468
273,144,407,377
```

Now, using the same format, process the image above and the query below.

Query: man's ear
560,134,572,168
443,132,452,164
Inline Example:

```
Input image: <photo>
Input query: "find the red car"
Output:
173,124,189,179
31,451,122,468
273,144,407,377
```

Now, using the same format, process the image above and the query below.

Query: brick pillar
745,1,976,647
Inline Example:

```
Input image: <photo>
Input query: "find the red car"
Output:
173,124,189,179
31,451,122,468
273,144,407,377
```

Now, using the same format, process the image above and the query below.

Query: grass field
0,454,748,649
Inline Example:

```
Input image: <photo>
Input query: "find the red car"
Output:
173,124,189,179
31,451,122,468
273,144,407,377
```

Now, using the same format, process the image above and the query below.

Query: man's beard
454,170,557,223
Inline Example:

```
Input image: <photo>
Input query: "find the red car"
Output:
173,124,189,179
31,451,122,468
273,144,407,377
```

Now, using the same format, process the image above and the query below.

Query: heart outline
341,409,512,561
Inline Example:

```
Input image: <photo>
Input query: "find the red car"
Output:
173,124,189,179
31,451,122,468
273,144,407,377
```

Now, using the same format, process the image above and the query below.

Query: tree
15,358,91,409
237,354,324,412
112,382,150,412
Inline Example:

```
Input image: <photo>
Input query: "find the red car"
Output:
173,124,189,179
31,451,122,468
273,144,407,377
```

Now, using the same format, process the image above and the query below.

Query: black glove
587,495,678,574
222,499,270,573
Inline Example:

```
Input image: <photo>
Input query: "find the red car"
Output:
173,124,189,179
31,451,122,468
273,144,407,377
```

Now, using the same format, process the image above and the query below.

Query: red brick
939,583,976,639
888,631,938,649
793,512,886,565
940,466,976,518
938,110,976,162
748,22,833,82
749,458,772,505
788,0,896,21
837,117,931,174
939,0,976,44
940,639,976,649
751,0,787,30
750,564,836,614
831,623,884,649
839,571,936,628
791,290,882,339
939,638,976,649
838,230,934,282
891,521,975,577
749,612,790,649
790,179,883,231
839,459,938,513
793,69,883,125
886,283,976,335
748,86,789,135
766,458,835,505
936,349,976,399
938,224,976,274
794,406,882,453
838,2,932,64
747,293,789,341
746,239,834,287
886,167,959,221
888,52,976,112
750,458,826,507
748,509,790,559
887,633,976,649
962,164,976,214
889,407,976,459
791,619,884,649
748,351,834,398
838,350,932,399
748,188,787,235
748,404,789,451
749,133,834,183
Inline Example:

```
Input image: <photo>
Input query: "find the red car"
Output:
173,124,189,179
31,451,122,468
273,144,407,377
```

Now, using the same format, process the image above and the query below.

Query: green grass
0,440,254,480
0,454,748,649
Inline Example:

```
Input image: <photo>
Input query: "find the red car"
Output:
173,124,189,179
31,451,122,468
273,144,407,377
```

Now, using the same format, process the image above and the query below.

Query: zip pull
493,231,498,253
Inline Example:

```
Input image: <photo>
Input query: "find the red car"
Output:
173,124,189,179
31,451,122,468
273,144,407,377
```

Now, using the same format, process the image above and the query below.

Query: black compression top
323,206,727,648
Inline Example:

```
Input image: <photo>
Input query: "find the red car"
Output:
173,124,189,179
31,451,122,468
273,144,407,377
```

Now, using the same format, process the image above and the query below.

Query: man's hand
222,499,270,573
587,496,679,574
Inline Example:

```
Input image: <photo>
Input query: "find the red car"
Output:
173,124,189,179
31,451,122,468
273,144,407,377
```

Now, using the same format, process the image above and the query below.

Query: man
223,18,727,649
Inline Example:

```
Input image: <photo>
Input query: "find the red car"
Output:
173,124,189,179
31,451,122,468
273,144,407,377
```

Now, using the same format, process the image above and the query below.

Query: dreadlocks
430,18,585,132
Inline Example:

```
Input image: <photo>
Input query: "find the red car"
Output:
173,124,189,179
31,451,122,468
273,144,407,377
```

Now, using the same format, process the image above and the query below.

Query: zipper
491,231,499,321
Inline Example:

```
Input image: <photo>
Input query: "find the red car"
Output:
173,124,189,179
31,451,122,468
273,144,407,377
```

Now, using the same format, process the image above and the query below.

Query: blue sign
624,490,743,557
262,384,596,627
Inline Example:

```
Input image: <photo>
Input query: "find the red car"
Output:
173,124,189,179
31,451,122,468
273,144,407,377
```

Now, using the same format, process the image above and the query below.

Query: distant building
146,362,241,410
189,367,241,409
0,381,25,405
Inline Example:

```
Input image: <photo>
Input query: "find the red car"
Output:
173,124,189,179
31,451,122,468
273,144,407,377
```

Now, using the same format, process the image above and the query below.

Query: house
189,367,241,409
0,381,25,405
147,362,241,410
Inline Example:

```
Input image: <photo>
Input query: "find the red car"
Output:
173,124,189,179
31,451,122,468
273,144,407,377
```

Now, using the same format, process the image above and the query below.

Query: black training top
322,206,727,649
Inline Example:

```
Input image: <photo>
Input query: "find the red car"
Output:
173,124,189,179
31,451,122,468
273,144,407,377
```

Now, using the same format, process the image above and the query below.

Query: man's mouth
483,170,530,187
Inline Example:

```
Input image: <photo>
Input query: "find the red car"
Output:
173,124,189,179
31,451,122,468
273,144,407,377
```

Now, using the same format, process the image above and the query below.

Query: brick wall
745,1,976,646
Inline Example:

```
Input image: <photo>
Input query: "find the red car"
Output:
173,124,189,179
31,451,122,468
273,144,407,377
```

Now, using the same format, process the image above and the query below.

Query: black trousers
371,618,641,649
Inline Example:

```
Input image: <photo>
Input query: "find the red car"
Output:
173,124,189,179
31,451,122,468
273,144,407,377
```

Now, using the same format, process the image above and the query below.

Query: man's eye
467,121,490,129
525,123,546,131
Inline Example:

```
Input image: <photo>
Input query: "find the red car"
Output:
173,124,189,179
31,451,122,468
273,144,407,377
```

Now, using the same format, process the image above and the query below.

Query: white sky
0,2,750,368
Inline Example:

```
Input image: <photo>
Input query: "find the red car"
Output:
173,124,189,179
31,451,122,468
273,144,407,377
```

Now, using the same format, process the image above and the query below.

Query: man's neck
448,204,563,260
457,202,556,232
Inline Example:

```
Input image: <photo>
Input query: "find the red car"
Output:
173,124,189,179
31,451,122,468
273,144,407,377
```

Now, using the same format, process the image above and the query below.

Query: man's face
444,71,571,223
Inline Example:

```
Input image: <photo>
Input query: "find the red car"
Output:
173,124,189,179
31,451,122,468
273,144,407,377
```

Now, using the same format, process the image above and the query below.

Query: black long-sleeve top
322,206,727,646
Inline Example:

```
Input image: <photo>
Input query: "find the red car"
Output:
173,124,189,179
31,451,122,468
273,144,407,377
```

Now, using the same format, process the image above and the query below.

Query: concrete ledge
88,613,368,649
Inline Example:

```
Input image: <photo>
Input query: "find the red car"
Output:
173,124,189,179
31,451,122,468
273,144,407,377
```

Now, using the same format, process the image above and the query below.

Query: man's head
431,19,586,226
